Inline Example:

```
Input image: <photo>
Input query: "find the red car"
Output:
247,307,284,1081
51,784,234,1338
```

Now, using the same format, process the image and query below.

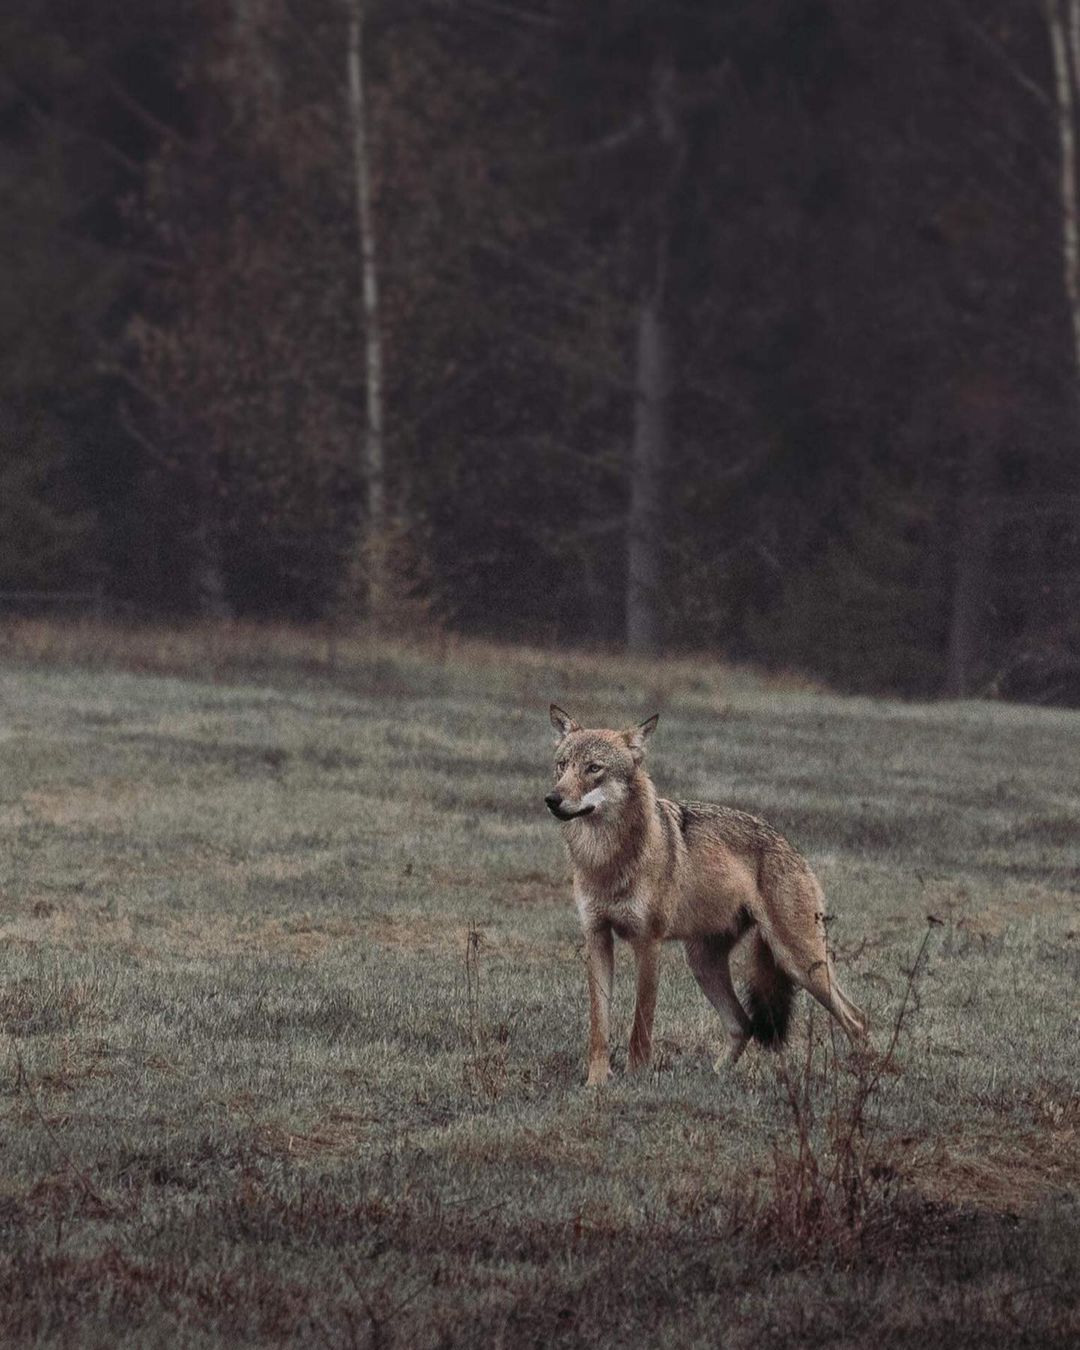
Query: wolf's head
544,704,658,822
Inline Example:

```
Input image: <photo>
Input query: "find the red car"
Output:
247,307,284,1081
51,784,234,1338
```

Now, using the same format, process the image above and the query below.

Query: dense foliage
3,0,1080,697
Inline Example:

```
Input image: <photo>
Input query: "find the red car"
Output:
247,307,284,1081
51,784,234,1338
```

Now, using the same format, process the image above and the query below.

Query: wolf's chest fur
576,884,657,941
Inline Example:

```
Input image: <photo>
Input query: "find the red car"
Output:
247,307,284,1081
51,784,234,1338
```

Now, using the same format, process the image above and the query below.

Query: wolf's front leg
584,925,614,1086
628,939,660,1071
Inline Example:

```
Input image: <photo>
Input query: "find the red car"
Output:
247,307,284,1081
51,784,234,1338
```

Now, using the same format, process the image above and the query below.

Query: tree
1046,0,1080,380
127,0,367,618
345,0,387,620
626,51,684,655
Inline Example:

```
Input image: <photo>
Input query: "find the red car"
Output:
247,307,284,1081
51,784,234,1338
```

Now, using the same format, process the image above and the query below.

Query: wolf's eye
586,763,603,775
555,760,568,775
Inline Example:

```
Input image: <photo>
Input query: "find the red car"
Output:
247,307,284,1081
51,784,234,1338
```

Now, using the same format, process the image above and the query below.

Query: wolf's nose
544,792,563,809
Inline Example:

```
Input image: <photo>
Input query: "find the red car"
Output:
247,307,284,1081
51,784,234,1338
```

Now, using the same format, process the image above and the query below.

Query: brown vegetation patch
1027,1079,1080,1130
430,866,566,906
0,617,788,709
231,915,364,959
955,905,1062,940
3,900,569,964
919,878,1080,939
502,870,567,905
0,978,94,1036
251,1115,376,1159
365,910,470,956
26,1038,117,1094
198,853,323,886
429,867,487,890
222,1093,380,1159
365,910,560,963
22,780,145,830
0,1246,329,1345
23,1171,116,1220
902,1126,1080,1213
0,905,158,960
444,1124,604,1176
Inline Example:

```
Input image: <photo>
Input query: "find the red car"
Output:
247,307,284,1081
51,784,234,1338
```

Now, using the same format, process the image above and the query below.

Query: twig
9,1035,116,1216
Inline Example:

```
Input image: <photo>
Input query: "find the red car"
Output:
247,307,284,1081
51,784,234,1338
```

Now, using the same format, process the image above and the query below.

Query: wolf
544,704,868,1085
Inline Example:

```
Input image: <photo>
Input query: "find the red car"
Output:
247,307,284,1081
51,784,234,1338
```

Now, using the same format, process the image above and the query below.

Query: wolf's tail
743,930,795,1048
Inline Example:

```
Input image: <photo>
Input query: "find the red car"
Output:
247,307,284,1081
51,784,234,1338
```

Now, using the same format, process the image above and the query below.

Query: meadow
0,622,1077,1347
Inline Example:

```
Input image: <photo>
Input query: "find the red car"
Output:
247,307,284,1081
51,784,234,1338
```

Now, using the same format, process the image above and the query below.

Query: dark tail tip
745,973,795,1048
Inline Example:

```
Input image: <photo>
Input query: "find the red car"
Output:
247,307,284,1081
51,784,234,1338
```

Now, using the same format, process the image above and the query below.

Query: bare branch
453,1,565,31
0,75,142,176
551,114,647,162
105,75,197,154
950,2,1052,111
97,360,170,408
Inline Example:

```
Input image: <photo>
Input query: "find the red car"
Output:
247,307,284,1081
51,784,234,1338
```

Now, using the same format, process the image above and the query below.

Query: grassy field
0,624,1078,1347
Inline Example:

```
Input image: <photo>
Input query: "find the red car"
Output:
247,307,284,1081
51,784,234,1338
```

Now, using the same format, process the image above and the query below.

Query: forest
5,0,1080,700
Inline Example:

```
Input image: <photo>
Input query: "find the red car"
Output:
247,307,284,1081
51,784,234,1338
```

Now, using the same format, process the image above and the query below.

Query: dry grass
0,615,818,710
0,622,1078,1346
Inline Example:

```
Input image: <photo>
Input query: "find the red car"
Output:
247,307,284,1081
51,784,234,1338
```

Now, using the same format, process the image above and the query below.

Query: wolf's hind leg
756,862,869,1048
684,936,752,1066
764,924,868,1046
801,959,868,1045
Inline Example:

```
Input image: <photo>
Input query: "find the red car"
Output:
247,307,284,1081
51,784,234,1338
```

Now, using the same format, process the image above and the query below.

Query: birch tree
346,0,387,620
1046,0,1080,381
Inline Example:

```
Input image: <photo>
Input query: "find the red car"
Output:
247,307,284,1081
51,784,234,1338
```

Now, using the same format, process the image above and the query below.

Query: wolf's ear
623,713,659,762
550,704,581,740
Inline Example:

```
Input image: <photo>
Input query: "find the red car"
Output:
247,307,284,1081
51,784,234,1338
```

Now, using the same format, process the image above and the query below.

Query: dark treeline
4,0,1080,699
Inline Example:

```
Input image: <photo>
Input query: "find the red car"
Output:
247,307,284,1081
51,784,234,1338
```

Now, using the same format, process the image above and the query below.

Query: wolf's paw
711,1056,744,1075
585,1066,613,1088
712,1035,749,1073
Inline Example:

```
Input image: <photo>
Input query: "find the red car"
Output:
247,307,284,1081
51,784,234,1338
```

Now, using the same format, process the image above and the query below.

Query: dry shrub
757,1018,900,1262
755,926,935,1264
461,924,511,1101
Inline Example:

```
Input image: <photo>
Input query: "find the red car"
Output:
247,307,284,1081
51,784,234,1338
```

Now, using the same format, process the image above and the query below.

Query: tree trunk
945,446,991,697
626,293,670,654
625,54,683,656
192,522,231,620
346,0,387,619
191,483,232,621
229,0,282,131
1047,0,1080,379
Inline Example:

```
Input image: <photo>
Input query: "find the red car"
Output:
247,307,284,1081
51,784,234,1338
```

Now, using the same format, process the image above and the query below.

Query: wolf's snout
545,792,594,821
